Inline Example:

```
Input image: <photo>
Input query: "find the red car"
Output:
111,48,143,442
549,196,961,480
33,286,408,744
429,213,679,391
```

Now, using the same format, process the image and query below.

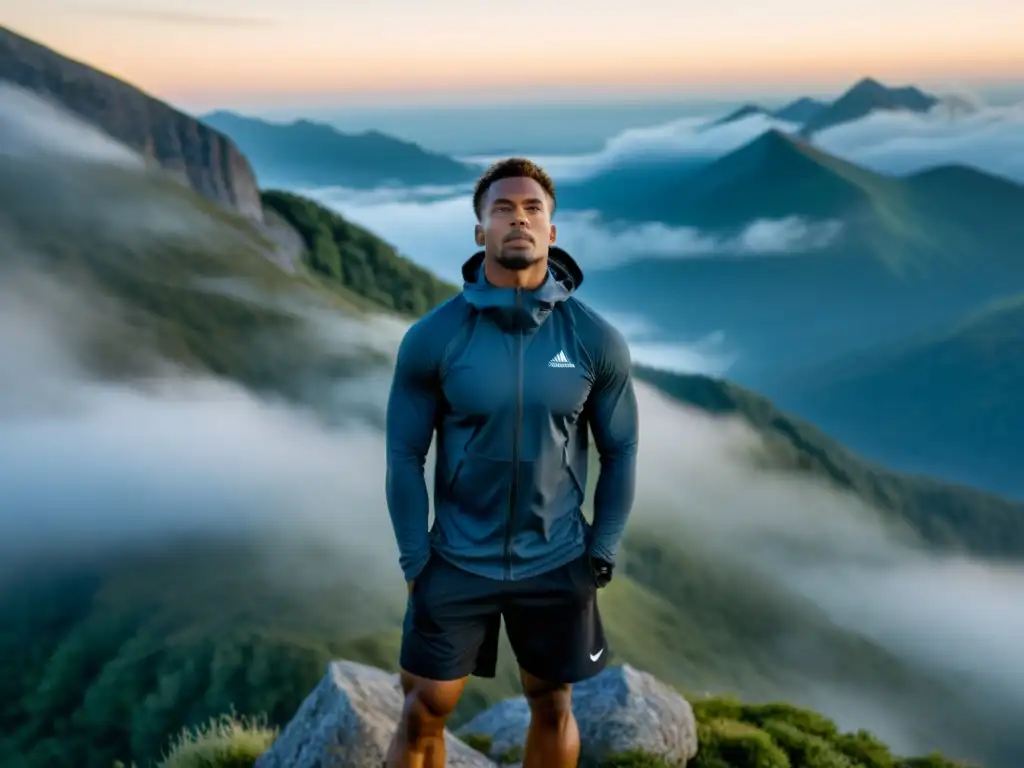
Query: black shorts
400,551,608,684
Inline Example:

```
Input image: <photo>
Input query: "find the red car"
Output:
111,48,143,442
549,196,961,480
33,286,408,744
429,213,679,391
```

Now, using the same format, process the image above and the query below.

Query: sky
6,0,1024,110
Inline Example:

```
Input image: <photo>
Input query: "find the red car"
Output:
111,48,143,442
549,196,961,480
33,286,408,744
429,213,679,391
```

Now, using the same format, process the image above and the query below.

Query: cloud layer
559,210,844,267
537,98,1024,184
814,101,1024,182
633,386,1024,757
303,184,841,374
0,82,143,167
464,113,801,181
0,259,408,587
2,259,1023,762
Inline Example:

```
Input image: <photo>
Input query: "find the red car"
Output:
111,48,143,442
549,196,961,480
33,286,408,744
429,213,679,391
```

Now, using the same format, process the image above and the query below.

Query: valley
1,21,1022,768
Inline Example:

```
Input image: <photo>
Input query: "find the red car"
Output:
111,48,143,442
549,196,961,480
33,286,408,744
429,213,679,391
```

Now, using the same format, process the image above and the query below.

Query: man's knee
523,677,574,731
399,672,465,743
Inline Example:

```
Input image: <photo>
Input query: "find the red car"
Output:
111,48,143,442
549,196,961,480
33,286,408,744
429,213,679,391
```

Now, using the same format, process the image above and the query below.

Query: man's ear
549,224,557,244
474,224,485,247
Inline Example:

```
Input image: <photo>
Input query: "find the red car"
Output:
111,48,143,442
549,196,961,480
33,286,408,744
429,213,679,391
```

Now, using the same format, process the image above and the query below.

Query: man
384,157,639,768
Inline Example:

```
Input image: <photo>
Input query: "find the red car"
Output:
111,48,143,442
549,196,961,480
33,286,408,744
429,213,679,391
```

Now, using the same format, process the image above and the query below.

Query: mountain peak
752,127,809,153
845,76,934,104
705,127,820,171
704,103,769,129
800,76,939,136
725,127,843,174
664,127,877,227
762,126,794,141
724,103,768,120
848,76,887,94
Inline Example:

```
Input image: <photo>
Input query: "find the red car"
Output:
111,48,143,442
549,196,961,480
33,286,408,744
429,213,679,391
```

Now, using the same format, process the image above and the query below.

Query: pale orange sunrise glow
5,0,1023,107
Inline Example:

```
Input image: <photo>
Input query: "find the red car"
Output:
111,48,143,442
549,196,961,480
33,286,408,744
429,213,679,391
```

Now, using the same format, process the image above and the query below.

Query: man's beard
496,248,542,271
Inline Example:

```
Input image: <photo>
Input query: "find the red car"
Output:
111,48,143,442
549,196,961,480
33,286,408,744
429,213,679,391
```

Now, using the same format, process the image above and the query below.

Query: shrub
597,749,678,766
692,718,791,768
740,703,840,741
691,695,745,723
687,696,975,768
760,719,855,768
835,729,896,767
154,712,277,768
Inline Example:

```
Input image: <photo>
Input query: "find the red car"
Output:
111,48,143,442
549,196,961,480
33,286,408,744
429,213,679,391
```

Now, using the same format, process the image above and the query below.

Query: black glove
591,556,614,588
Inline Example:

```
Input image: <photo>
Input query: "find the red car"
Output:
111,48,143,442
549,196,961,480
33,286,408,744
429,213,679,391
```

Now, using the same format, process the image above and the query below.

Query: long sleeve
585,327,639,565
385,323,439,582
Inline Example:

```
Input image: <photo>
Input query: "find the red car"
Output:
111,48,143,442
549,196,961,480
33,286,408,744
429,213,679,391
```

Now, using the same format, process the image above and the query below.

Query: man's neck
484,257,549,290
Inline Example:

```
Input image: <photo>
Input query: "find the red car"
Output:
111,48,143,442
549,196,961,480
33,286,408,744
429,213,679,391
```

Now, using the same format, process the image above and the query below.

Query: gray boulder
254,660,496,768
456,664,699,766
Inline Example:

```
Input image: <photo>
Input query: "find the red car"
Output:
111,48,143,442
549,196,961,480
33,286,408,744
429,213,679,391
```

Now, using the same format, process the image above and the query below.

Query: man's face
475,176,556,271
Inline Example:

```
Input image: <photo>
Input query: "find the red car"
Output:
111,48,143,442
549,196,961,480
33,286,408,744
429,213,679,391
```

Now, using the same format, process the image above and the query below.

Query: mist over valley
2,22,1023,768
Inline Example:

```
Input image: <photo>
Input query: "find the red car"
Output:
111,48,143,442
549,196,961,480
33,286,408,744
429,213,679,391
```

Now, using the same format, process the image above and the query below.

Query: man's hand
591,556,614,588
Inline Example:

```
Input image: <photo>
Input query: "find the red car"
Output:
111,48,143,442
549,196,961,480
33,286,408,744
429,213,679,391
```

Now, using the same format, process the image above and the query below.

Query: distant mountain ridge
644,128,883,226
799,76,940,136
706,103,774,127
707,76,942,135
201,110,482,189
572,75,976,228
773,96,829,123
0,25,263,221
571,122,1024,494
785,293,1024,497
636,365,1024,555
565,76,947,226
706,96,828,128
577,126,1024,458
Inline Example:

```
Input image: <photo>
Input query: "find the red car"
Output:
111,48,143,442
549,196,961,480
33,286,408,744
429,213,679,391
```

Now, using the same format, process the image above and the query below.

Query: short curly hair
472,157,556,220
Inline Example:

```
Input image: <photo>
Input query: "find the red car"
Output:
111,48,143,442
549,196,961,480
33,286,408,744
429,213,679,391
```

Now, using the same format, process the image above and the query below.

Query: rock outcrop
457,664,699,766
259,205,307,274
253,661,495,768
0,25,263,221
256,660,699,768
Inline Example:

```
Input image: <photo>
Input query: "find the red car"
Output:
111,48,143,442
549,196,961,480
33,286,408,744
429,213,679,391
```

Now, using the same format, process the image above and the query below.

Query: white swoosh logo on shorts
590,648,604,662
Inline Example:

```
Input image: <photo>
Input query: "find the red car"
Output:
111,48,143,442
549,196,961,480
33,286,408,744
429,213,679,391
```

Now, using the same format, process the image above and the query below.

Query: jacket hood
459,246,584,330
460,246,584,292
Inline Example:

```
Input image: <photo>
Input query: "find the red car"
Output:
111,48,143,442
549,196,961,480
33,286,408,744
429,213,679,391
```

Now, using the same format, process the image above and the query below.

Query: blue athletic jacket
385,247,639,582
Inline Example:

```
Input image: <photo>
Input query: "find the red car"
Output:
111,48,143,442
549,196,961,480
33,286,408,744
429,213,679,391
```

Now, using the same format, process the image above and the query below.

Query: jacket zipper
505,287,524,580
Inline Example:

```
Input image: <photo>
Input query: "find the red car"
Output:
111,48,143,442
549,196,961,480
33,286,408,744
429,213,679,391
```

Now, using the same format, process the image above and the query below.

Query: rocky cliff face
254,660,699,768
0,25,263,221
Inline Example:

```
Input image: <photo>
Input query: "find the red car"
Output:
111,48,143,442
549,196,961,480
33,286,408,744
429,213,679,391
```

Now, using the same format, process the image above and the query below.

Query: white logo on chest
548,349,575,368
